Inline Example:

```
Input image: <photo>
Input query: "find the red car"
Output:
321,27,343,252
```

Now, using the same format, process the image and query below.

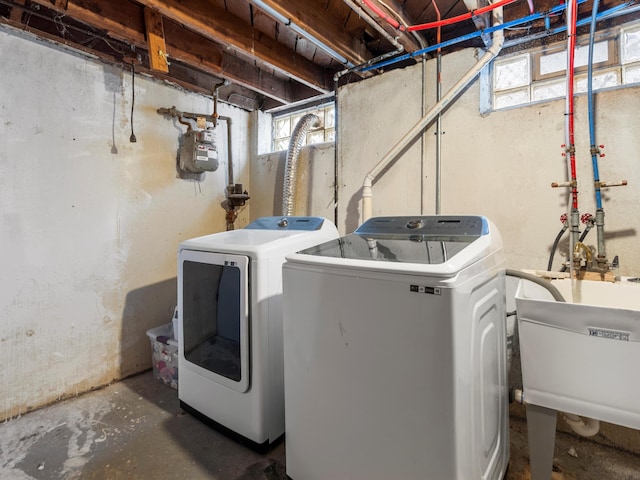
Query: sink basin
516,277,640,429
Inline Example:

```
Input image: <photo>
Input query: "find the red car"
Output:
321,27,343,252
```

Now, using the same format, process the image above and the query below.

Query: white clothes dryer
282,215,509,479
177,216,338,450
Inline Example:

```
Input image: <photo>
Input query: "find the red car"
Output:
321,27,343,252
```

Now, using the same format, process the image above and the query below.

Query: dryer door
179,250,250,393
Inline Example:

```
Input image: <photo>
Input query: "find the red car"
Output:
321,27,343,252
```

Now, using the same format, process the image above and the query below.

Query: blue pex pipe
588,0,603,210
359,0,634,73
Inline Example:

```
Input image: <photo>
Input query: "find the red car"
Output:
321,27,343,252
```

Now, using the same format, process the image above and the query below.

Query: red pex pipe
566,0,579,210
361,0,401,29
406,0,517,32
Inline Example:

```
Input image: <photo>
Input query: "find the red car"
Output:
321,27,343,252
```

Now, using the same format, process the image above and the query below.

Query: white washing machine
282,215,509,479
177,216,338,450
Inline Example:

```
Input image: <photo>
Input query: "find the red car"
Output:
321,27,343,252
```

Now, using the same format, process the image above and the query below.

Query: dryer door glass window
181,253,250,392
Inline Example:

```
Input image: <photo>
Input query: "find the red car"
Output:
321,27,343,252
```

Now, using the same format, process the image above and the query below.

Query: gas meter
179,129,219,174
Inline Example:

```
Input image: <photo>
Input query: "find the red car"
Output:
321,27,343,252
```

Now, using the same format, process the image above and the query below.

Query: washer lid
297,215,493,266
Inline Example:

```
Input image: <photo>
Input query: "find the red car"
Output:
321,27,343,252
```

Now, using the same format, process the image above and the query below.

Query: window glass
308,130,325,145
574,42,609,68
326,129,336,142
494,88,530,109
275,117,290,139
272,103,335,151
488,21,639,112
623,64,640,83
494,55,530,90
325,106,335,128
532,79,566,101
274,138,289,151
539,50,567,76
622,25,640,64
575,70,620,93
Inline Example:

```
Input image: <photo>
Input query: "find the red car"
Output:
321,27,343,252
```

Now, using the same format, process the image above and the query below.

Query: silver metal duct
282,114,320,216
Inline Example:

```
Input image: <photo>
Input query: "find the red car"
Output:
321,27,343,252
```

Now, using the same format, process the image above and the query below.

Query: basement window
272,103,335,151
488,20,640,111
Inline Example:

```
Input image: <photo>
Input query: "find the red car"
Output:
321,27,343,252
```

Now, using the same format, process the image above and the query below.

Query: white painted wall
0,27,251,420
252,47,640,276
335,48,640,276
251,143,336,220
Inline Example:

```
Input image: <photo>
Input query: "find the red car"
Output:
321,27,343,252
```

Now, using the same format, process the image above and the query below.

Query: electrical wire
130,61,137,143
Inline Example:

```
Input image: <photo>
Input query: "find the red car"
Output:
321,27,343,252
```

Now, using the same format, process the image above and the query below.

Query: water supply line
361,0,517,32
343,0,403,49
361,4,505,223
282,114,321,216
559,213,595,272
356,0,637,73
337,0,427,82
565,0,581,264
547,214,568,272
433,0,443,214
587,0,610,271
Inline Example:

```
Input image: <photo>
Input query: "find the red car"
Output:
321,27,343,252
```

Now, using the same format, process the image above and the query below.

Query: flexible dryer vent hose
282,114,320,216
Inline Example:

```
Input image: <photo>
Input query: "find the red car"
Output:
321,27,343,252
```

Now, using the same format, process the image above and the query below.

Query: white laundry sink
516,276,640,429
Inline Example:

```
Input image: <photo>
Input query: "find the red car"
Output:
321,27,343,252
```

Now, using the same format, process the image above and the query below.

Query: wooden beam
135,0,332,93
164,18,321,105
247,0,370,65
143,7,169,73
9,0,26,22
25,0,322,105
347,0,423,53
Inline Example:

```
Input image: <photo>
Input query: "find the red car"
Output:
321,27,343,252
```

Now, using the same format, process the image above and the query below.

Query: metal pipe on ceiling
250,0,355,68
343,0,403,50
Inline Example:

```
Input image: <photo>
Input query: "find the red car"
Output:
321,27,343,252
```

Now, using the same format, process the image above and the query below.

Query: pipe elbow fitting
563,413,600,437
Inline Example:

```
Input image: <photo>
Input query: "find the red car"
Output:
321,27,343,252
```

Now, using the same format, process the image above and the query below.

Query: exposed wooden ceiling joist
19,0,319,106
3,0,629,112
246,0,372,65
135,0,333,94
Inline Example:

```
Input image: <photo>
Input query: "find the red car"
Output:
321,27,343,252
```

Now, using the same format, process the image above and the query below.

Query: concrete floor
2,372,640,480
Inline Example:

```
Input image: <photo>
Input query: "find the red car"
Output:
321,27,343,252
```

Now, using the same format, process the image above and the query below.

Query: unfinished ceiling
0,0,635,112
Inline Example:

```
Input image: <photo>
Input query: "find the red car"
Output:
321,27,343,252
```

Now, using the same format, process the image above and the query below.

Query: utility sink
516,276,640,429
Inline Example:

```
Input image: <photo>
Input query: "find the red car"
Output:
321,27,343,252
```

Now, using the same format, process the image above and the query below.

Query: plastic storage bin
146,323,178,390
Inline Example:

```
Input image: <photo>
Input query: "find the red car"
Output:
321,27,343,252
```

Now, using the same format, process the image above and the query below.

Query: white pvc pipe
563,413,601,437
361,5,505,224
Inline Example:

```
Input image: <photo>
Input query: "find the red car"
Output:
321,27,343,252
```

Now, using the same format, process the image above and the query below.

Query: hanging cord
130,61,137,143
